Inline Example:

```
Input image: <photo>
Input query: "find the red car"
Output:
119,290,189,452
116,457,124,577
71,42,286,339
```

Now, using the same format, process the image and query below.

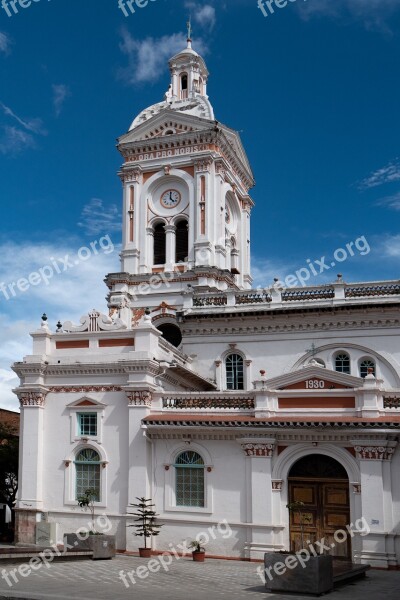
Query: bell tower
106,32,255,316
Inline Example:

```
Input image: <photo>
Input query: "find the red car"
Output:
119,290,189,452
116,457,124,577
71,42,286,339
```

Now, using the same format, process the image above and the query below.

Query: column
353,442,397,568
15,388,47,544
125,389,153,551
239,438,276,559
164,225,176,271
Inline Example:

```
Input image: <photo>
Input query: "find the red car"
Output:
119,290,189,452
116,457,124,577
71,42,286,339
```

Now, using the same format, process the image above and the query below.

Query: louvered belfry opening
175,220,188,263
153,222,166,265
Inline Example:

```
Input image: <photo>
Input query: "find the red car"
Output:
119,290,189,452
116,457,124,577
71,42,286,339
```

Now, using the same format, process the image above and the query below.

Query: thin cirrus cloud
117,30,208,86
297,0,400,32
0,101,47,155
52,84,71,117
0,31,11,55
377,191,400,211
77,198,121,236
358,159,400,190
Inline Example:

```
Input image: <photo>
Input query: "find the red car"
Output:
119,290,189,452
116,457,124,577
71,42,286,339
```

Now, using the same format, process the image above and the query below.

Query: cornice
44,360,160,377
181,311,400,337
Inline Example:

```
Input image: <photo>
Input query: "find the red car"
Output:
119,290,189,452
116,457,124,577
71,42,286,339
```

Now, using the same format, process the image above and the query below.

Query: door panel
289,480,350,559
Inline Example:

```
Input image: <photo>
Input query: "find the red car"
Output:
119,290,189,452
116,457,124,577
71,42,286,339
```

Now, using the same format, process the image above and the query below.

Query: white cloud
52,84,70,117
0,126,36,155
77,198,121,236
118,30,208,85
185,3,216,31
0,237,120,410
0,32,11,55
297,0,400,32
377,191,400,211
380,234,400,258
359,159,400,189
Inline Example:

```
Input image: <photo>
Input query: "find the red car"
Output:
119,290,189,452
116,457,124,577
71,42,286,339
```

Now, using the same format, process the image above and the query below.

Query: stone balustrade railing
162,393,255,410
186,280,400,309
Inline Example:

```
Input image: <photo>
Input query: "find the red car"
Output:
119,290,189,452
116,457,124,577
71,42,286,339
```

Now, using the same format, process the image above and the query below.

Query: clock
161,189,181,209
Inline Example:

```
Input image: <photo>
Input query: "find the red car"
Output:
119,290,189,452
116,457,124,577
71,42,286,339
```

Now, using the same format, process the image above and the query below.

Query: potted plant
189,540,206,562
127,497,163,558
73,488,116,560
263,501,333,595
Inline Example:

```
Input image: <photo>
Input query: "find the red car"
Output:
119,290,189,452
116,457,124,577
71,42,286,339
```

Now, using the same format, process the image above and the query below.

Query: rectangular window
77,413,97,437
76,464,100,501
176,467,205,507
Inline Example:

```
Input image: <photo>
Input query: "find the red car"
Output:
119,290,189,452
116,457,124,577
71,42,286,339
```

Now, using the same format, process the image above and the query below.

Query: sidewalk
0,555,399,600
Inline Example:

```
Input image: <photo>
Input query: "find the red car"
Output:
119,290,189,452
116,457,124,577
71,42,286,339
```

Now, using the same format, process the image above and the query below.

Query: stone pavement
0,555,399,600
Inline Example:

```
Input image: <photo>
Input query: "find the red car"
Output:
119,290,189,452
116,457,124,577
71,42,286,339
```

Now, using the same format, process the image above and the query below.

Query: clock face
161,189,181,209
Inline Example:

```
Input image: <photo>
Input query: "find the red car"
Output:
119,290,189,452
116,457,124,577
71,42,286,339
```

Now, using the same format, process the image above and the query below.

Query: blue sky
1,0,400,409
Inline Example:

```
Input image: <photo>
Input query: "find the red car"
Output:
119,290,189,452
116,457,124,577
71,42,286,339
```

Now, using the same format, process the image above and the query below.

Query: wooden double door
288,479,351,559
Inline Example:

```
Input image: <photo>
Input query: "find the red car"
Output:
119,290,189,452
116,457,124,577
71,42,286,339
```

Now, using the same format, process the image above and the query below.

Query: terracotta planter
139,547,152,558
192,551,205,562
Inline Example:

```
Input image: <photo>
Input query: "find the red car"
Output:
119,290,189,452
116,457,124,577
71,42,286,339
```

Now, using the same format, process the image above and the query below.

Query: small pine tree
127,497,163,549
77,488,98,533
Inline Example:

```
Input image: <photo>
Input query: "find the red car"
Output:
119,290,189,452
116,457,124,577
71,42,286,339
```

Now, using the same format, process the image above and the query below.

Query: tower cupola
168,23,209,102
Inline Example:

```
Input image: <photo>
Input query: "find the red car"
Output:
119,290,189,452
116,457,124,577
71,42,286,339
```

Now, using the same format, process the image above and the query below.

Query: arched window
75,448,101,501
360,359,376,378
226,353,244,390
153,222,166,265
175,220,188,263
174,451,205,507
181,74,188,99
335,352,350,374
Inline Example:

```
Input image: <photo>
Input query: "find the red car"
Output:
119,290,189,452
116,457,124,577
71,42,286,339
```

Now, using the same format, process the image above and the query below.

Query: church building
13,36,400,569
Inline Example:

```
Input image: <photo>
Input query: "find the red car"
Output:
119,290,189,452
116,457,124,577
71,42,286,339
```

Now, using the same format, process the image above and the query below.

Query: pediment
66,397,106,408
119,109,214,145
219,125,253,178
265,365,363,391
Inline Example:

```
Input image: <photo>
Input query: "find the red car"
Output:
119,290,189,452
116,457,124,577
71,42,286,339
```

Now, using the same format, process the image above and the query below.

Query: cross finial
306,343,318,357
187,17,192,42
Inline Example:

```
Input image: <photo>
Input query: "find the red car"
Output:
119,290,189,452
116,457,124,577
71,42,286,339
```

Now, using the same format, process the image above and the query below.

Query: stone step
333,561,370,585
0,546,93,562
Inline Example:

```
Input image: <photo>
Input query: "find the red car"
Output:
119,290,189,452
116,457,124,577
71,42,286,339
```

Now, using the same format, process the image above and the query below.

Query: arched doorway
288,455,350,559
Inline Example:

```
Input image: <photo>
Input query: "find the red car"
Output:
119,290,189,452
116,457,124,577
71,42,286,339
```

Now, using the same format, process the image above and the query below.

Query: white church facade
13,38,400,569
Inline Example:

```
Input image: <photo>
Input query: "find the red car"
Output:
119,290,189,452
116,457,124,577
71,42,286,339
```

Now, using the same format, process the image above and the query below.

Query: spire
186,17,192,48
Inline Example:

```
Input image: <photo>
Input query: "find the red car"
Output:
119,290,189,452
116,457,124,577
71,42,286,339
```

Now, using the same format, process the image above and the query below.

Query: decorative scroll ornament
63,309,127,333
126,391,152,406
241,443,275,457
354,446,396,461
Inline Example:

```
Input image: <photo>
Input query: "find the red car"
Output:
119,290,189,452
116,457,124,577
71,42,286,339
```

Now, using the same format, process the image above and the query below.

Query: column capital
125,389,153,407
354,445,396,461
16,387,48,408
238,437,276,458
